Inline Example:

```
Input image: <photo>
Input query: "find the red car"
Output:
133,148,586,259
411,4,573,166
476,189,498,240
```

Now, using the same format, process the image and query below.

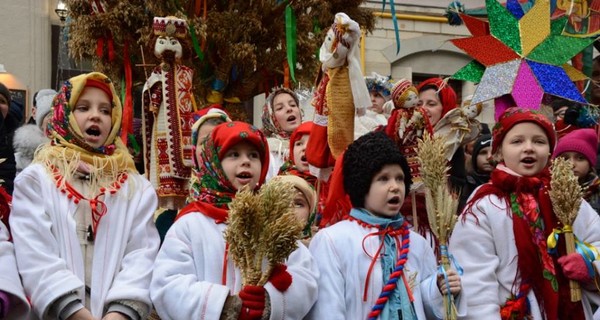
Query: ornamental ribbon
194,0,202,16
547,225,573,252
285,4,297,83
189,24,205,61
382,0,401,54
440,245,464,276
439,244,461,320
547,226,599,278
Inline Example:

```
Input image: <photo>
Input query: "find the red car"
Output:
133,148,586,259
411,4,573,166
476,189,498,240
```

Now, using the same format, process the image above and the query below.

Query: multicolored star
451,0,595,120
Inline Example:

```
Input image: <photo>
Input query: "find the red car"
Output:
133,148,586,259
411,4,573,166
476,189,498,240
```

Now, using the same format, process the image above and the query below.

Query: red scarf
178,201,229,224
465,166,584,320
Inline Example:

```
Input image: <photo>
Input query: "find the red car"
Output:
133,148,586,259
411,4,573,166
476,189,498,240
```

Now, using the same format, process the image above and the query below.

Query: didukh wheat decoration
417,134,459,320
224,179,303,287
549,157,584,302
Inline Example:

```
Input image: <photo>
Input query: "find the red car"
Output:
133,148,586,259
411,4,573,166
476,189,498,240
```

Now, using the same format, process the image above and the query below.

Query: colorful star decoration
451,0,596,120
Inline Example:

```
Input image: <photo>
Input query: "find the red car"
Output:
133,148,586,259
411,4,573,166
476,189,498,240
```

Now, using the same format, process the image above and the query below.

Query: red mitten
558,253,593,283
238,285,266,320
268,264,292,292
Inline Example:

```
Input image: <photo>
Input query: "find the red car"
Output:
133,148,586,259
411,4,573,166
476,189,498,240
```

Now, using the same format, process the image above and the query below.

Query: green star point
452,60,485,83
487,0,521,54
527,36,595,66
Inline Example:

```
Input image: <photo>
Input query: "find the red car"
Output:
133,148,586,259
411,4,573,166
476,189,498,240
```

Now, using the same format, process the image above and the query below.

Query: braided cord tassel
367,224,411,320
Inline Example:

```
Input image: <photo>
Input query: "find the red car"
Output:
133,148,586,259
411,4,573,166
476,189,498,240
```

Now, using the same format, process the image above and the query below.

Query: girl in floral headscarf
151,121,318,320
10,72,160,320
261,88,303,174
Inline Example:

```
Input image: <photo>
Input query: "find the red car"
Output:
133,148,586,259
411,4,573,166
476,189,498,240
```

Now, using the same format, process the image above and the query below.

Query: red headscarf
177,121,270,223
279,121,318,187
288,121,313,163
416,78,457,119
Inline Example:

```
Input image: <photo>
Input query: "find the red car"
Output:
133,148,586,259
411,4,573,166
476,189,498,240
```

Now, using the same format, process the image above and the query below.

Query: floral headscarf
178,121,269,223
34,72,136,193
187,107,232,202
261,88,301,139
48,72,124,155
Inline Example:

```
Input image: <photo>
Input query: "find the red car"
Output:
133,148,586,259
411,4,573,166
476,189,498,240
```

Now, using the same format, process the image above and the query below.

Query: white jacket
0,220,30,319
10,164,160,319
151,212,319,320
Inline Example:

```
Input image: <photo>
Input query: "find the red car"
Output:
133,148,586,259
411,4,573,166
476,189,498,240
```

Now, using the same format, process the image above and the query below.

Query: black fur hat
342,131,412,208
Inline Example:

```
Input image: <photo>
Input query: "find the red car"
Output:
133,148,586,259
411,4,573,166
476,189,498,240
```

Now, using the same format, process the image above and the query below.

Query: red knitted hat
491,107,556,155
552,128,598,167
416,78,457,118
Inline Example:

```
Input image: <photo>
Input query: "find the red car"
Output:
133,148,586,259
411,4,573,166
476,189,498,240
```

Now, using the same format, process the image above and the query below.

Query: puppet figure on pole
142,16,197,210
305,12,371,183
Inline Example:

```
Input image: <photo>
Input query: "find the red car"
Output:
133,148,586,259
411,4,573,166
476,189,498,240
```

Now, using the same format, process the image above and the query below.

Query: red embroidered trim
50,165,128,236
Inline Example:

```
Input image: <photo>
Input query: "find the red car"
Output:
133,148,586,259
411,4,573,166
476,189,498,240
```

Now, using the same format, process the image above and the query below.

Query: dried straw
224,179,303,286
549,157,582,226
225,186,263,284
549,157,583,302
417,134,459,244
417,133,459,320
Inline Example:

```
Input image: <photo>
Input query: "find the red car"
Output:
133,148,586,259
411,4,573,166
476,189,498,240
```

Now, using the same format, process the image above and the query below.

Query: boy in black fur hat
308,131,464,319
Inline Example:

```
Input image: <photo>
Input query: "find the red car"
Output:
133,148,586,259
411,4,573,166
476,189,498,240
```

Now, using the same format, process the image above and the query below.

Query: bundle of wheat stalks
224,179,303,286
417,134,459,250
549,157,584,302
417,133,459,320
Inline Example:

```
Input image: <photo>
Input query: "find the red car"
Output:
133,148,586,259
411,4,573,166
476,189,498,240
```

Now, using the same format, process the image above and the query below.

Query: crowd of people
0,56,599,320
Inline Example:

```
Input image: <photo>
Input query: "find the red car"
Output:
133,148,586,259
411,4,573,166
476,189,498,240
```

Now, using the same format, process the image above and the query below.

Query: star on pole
451,0,595,120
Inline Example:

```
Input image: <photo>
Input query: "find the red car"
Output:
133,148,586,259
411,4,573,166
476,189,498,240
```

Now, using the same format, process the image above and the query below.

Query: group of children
0,70,599,320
